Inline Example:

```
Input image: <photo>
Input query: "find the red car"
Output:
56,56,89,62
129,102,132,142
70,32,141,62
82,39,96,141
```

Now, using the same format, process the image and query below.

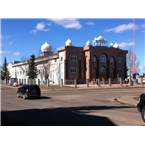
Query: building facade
8,35,128,85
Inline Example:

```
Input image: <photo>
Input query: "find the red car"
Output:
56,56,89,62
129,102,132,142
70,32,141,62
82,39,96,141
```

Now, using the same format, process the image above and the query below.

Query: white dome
97,35,105,41
86,40,91,46
93,34,107,43
41,40,52,52
113,42,119,48
65,38,72,46
94,37,97,41
110,42,113,47
93,34,108,46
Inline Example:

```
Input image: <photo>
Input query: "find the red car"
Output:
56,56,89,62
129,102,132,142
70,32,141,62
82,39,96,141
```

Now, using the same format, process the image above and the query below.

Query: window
110,57,114,62
92,68,96,72
21,86,27,90
92,56,96,62
70,67,77,73
118,58,123,63
39,70,40,75
28,86,40,91
100,55,106,62
61,57,63,61
70,56,77,61
100,67,106,72
43,69,45,75
118,68,123,74
110,69,113,72
55,58,57,62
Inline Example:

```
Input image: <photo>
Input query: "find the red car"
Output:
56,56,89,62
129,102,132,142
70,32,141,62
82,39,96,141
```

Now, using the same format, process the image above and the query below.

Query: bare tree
19,56,30,79
38,46,57,84
20,56,30,62
127,47,141,78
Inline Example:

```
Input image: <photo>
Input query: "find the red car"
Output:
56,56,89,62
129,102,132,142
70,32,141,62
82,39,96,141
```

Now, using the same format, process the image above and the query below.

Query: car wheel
17,93,20,98
141,106,145,122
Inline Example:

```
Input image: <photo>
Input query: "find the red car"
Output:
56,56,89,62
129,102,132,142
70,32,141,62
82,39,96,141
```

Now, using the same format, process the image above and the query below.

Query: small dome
97,34,107,41
86,40,91,46
93,34,107,43
113,42,119,48
94,37,97,41
41,39,52,52
97,35,105,41
65,38,72,46
110,42,113,47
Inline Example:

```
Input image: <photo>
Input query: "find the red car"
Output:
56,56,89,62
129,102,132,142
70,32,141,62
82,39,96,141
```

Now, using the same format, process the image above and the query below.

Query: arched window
110,57,114,62
100,67,106,72
110,69,113,72
92,56,96,62
100,55,106,62
92,68,96,72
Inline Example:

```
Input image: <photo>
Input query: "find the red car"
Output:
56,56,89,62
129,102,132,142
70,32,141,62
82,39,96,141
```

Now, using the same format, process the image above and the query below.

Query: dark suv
17,84,41,99
137,93,145,122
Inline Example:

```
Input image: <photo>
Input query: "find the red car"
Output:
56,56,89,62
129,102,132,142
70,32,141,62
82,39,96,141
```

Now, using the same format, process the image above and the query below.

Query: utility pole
133,18,135,74
133,18,136,81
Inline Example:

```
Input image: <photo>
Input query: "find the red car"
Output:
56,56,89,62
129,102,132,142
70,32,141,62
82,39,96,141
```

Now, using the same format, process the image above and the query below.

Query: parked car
17,84,41,99
137,93,145,122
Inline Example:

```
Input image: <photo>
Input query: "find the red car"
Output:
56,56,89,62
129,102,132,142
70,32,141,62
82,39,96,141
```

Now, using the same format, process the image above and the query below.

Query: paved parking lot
1,85,145,126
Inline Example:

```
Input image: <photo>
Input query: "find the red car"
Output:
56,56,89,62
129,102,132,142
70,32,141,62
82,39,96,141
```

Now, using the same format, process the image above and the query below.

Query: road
1,85,145,126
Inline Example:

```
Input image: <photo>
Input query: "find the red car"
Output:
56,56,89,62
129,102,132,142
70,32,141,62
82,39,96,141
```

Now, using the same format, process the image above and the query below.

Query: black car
137,93,145,122
17,84,41,99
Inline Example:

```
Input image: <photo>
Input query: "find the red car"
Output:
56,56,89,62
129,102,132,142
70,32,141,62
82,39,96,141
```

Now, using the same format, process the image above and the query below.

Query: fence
65,79,86,85
65,79,75,85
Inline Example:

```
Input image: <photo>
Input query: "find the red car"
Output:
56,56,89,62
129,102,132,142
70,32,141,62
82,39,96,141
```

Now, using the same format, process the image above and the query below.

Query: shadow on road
27,96,51,100
1,105,135,126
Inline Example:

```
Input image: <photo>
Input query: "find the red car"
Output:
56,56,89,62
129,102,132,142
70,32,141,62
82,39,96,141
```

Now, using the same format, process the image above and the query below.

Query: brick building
57,35,128,81
8,35,128,85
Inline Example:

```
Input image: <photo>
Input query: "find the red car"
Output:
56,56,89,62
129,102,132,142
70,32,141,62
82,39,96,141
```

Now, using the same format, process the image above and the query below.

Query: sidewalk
116,96,138,107
64,84,145,90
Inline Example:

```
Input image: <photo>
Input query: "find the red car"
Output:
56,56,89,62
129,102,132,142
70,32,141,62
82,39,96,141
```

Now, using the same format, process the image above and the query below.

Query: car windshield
28,86,40,90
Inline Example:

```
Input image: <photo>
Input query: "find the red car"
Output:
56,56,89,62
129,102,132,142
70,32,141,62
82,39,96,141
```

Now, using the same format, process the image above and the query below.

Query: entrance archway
99,67,106,79
109,69,114,79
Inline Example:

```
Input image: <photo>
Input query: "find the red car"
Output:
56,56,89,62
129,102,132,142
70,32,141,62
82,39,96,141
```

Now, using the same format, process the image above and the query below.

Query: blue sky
0,18,145,73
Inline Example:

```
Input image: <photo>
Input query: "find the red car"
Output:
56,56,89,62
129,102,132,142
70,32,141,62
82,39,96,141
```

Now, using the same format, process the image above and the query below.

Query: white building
8,39,65,85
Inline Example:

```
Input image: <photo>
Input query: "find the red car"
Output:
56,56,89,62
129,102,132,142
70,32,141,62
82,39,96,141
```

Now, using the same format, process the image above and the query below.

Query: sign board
133,74,136,79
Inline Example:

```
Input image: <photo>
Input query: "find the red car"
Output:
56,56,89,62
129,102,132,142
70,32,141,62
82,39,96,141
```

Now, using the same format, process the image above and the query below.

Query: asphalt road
1,85,145,126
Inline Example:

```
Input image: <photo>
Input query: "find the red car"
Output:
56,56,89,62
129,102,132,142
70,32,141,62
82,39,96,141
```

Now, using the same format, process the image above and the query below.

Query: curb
116,97,137,107
1,84,144,91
